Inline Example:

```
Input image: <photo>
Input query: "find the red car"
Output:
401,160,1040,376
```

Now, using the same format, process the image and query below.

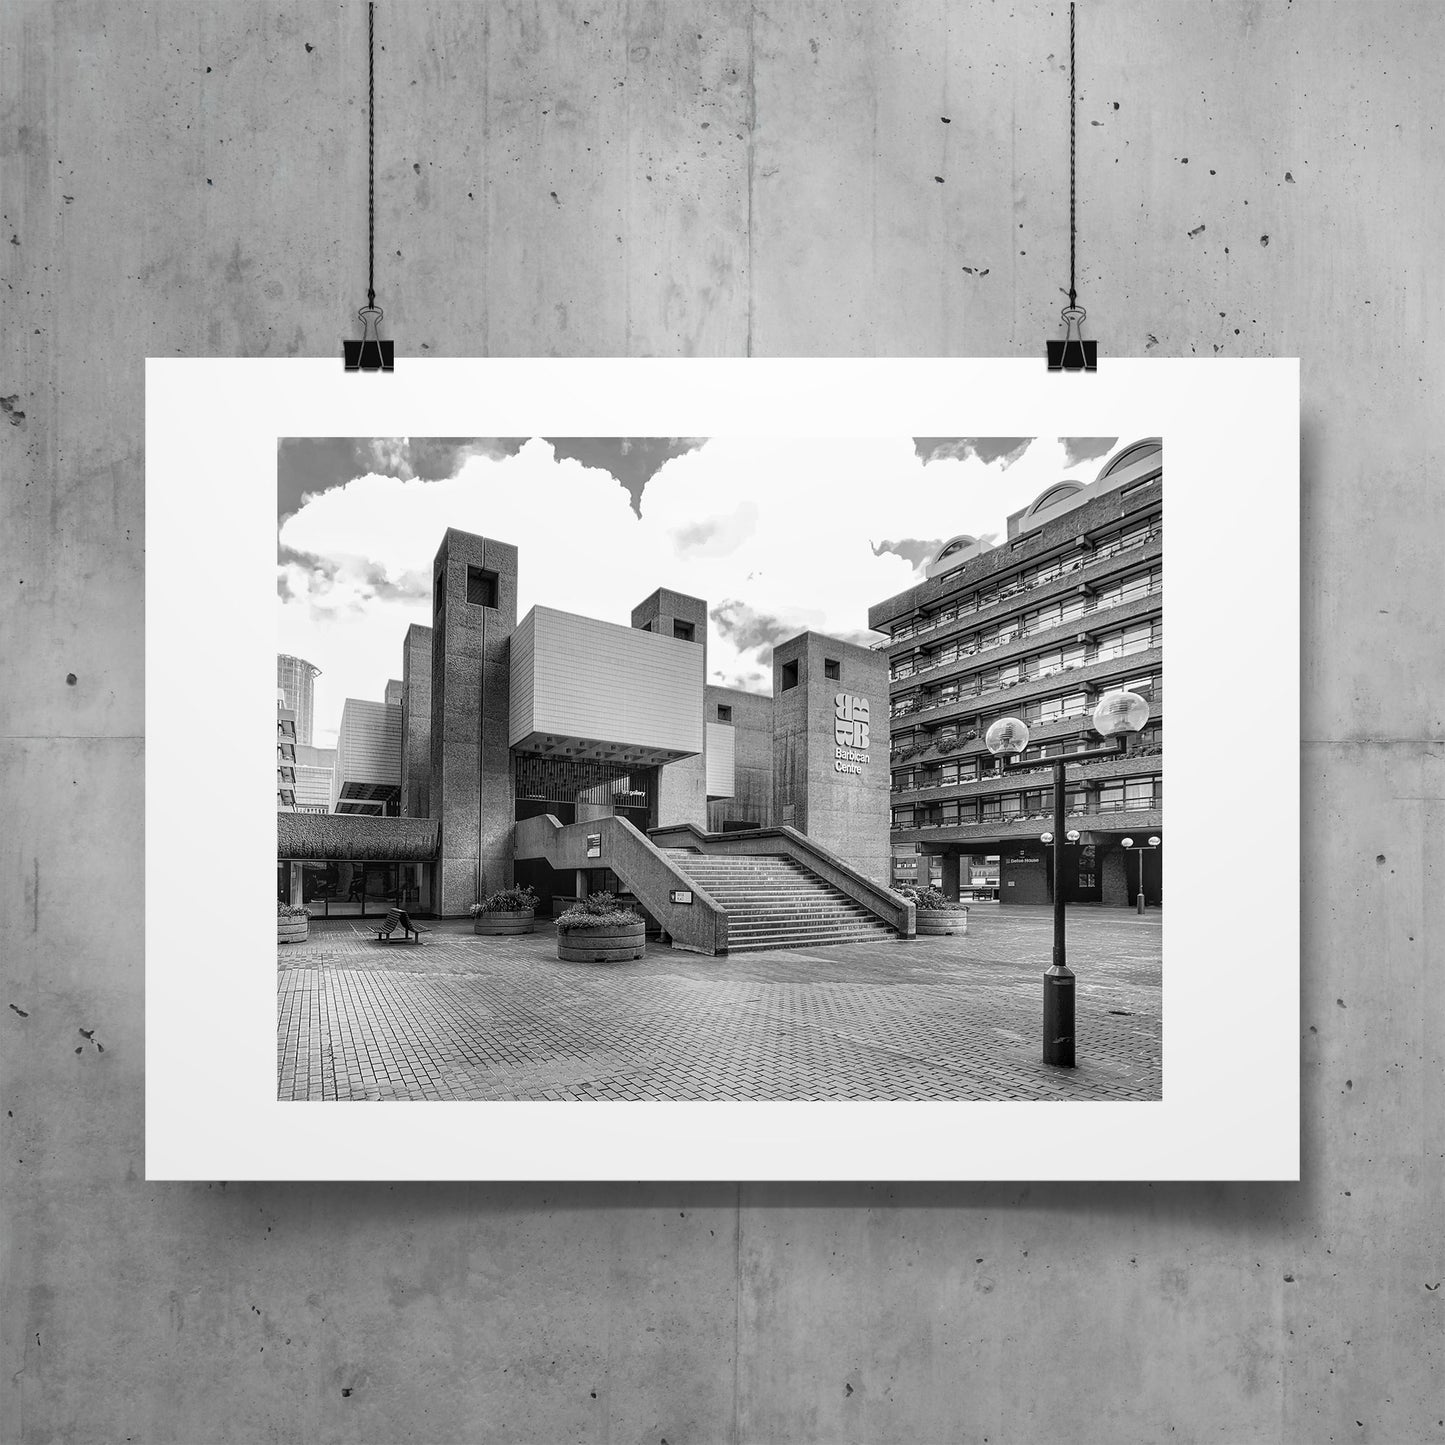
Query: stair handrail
648,823,916,939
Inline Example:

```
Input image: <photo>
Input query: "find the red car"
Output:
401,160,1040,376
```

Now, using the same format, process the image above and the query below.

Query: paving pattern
277,905,1162,1103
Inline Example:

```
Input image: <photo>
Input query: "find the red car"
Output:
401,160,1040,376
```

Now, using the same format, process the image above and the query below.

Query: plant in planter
277,901,311,944
470,884,540,936
554,891,646,963
900,886,969,937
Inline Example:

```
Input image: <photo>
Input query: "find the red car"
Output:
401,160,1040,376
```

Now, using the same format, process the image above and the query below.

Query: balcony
891,803,1164,847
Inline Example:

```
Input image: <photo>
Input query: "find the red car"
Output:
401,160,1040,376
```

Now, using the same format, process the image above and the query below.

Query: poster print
146,357,1298,1181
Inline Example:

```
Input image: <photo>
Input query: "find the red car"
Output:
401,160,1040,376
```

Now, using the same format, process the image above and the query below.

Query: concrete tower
428,529,518,915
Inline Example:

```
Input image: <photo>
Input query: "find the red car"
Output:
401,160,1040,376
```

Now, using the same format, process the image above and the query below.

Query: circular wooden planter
557,921,646,963
277,918,309,944
915,909,968,937
473,909,536,936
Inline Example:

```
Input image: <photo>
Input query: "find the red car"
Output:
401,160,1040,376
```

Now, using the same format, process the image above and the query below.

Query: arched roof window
1096,438,1163,483
1023,481,1084,519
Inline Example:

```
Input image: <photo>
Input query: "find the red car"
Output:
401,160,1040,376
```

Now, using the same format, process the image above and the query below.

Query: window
781,660,800,691
673,620,695,642
466,566,498,607
824,657,841,680
716,704,732,723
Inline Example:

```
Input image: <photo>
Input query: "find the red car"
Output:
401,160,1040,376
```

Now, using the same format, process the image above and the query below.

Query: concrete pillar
289,861,303,907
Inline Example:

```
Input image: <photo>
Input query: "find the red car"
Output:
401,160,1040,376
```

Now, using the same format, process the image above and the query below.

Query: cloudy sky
278,435,1119,748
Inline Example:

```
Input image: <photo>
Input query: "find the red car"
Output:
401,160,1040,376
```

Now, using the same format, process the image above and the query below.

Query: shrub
470,884,540,916
899,886,968,912
556,892,644,932
277,902,311,920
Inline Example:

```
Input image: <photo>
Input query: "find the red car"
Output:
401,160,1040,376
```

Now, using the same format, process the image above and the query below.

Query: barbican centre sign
834,692,871,774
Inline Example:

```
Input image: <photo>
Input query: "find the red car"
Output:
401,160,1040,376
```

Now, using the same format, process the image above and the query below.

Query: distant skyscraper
276,655,321,746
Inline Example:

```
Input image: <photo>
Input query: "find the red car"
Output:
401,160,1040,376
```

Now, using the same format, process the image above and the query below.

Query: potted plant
901,886,969,937
555,891,646,963
470,884,540,936
277,901,311,944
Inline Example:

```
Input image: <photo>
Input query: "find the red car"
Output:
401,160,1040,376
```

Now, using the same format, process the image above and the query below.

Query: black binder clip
343,306,394,372
1046,306,1097,372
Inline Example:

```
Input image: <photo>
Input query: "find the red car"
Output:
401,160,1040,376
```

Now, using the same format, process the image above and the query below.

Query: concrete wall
398,623,432,820
706,684,775,831
633,589,710,829
3,2,1442,1441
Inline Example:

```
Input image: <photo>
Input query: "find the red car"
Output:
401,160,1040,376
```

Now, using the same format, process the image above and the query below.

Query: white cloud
278,436,1104,746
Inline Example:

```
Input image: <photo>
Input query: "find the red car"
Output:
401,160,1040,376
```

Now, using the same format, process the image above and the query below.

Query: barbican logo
834,692,870,750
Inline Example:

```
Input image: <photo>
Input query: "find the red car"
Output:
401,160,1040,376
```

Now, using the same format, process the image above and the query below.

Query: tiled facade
868,439,1165,906
331,699,403,815
509,605,704,764
293,744,336,813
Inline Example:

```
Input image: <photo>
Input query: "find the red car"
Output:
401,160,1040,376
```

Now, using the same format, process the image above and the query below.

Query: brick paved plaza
276,905,1162,1103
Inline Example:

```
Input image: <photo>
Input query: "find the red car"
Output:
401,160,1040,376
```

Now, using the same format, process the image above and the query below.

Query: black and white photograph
274,434,1165,1104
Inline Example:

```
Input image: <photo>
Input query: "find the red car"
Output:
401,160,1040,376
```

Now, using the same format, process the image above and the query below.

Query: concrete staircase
659,849,899,953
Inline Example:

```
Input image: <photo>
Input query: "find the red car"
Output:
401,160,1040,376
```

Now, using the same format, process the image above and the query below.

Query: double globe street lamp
984,688,1151,1068
1121,835,1162,915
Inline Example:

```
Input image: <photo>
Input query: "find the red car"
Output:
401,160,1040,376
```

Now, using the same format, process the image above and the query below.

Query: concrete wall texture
2,1,1441,1440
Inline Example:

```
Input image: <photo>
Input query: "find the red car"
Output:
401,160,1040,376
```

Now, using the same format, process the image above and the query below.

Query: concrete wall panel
4,1,1442,1440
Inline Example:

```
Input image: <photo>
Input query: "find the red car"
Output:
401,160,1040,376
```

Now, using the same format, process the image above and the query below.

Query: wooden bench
374,908,428,944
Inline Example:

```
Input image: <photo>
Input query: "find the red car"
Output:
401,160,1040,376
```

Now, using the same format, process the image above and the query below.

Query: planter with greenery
470,884,540,936
277,901,311,944
555,892,646,963
901,886,969,936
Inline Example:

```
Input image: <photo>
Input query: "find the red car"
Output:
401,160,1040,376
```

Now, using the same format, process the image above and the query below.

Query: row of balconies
889,646,1164,732
891,804,1164,846
891,747,1164,807
888,584,1162,687
873,519,1162,652
889,685,1165,770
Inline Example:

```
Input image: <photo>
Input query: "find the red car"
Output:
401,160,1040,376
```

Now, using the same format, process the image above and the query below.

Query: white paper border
145,357,1299,1181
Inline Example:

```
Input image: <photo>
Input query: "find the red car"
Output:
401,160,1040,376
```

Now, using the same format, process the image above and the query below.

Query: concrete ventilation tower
276,654,322,747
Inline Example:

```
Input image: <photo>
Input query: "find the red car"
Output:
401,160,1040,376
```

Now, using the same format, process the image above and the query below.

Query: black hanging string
1047,0,1095,370
368,0,375,310
345,1,393,370
1069,1,1076,310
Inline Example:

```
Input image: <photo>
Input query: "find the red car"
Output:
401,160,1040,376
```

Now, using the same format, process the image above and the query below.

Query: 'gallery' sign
834,693,871,774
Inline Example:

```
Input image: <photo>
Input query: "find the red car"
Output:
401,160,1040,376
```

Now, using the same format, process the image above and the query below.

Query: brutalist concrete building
278,527,910,953
870,438,1164,908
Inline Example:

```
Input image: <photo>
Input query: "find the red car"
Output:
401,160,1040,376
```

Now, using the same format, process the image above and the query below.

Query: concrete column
289,861,303,907
940,853,961,902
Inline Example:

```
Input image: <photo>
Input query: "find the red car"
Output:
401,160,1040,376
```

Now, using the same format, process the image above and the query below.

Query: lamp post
986,689,1150,1067
1120,835,1162,914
